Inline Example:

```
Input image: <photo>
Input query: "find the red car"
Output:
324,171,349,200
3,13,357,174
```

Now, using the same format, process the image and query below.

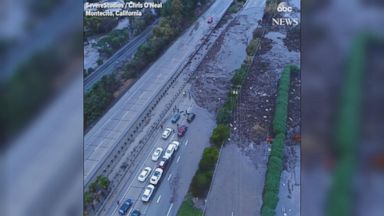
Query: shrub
190,170,213,198
210,124,230,147
198,147,219,172
84,192,93,205
84,74,118,127
231,64,248,85
261,65,299,216
97,175,110,190
260,205,275,216
216,107,232,124
246,38,260,56
262,190,279,210
272,66,291,135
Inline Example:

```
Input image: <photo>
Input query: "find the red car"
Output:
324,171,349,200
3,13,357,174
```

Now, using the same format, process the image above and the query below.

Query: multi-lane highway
84,0,233,188
99,93,216,215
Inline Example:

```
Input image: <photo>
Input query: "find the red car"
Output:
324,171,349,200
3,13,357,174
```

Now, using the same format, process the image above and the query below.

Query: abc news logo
272,2,299,26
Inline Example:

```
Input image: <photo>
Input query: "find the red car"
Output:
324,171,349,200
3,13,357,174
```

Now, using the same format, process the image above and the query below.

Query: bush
272,65,291,135
261,65,299,216
190,170,213,198
177,196,203,216
270,133,285,157
231,64,248,85
246,38,260,56
97,175,110,190
84,74,118,127
210,124,230,147
189,147,218,198
260,205,275,216
84,192,93,205
97,29,130,56
84,17,118,37
216,106,232,124
262,190,279,210
198,147,219,172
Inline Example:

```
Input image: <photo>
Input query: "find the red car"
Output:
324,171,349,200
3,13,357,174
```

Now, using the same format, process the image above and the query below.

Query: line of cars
118,111,195,215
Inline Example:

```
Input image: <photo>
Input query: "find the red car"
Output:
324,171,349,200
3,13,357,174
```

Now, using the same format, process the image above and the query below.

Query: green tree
170,0,184,28
97,176,110,190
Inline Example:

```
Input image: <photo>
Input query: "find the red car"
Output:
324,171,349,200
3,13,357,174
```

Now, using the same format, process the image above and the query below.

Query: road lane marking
168,174,172,181
157,195,162,203
177,155,181,163
167,203,174,216
111,138,163,215
232,212,234,216
185,140,189,146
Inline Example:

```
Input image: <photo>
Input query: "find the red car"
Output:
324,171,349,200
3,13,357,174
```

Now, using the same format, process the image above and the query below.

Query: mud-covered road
191,0,266,113
200,0,301,215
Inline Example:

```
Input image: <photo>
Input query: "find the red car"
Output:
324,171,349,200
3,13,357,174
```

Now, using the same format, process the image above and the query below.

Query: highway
84,21,156,91
84,0,233,188
99,95,216,216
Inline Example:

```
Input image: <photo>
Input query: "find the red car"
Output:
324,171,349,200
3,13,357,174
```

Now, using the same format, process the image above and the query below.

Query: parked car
130,210,141,216
170,140,180,151
163,143,176,159
161,127,173,139
187,113,195,123
152,147,163,161
177,125,188,137
208,16,213,23
150,168,163,185
142,184,155,202
171,113,181,123
138,167,152,182
119,199,133,215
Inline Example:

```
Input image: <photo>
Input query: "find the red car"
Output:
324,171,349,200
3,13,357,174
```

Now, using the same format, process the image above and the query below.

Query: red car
207,16,213,24
177,125,188,137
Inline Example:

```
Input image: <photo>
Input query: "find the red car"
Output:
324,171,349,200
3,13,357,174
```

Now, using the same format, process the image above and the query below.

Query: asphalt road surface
84,0,233,187
99,96,216,216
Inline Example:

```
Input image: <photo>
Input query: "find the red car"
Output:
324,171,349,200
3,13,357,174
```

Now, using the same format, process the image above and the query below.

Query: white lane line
157,195,162,203
168,174,173,181
232,212,234,216
185,140,189,146
166,203,174,216
176,155,181,163
111,138,162,215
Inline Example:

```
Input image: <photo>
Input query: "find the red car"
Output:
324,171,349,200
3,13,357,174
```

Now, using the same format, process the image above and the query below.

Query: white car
163,143,176,160
149,168,163,185
161,128,173,139
138,167,152,182
151,147,163,161
141,184,155,202
170,140,180,151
